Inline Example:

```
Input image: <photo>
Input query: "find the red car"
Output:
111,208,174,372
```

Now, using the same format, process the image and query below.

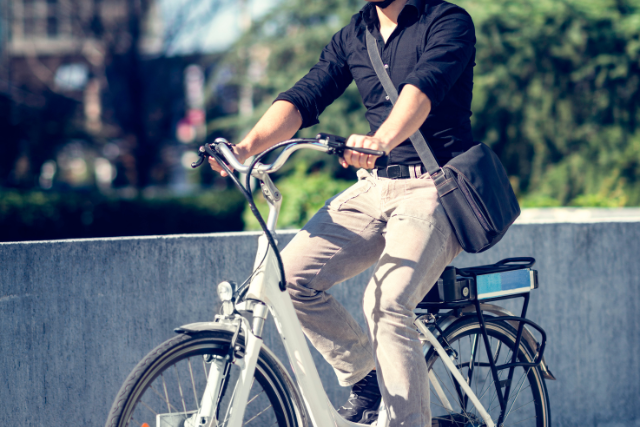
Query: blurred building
0,0,199,192
1,0,162,124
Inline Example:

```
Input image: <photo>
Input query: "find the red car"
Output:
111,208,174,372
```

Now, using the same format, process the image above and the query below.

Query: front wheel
105,330,305,427
425,316,551,427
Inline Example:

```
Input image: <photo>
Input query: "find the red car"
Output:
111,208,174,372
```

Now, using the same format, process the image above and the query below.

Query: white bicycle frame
189,141,496,427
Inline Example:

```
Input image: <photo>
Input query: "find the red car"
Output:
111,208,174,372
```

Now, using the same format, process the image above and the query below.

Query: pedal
360,409,379,425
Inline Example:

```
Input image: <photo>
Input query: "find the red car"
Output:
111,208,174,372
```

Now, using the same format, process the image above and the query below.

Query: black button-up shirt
275,0,476,166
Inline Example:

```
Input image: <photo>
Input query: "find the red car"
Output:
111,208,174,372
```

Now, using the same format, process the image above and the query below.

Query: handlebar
190,133,387,175
189,133,387,295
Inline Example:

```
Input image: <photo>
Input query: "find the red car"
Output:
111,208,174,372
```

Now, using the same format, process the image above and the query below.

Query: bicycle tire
425,316,551,427
105,330,306,427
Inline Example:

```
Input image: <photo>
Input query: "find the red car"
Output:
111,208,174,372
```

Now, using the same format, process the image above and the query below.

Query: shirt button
385,96,390,100
384,64,389,69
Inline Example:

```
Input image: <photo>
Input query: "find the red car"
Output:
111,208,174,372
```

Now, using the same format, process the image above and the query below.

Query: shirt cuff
399,77,441,109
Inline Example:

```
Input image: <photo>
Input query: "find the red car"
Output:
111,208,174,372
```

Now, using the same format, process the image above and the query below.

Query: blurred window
54,63,89,91
23,17,38,37
47,0,58,37
47,17,57,36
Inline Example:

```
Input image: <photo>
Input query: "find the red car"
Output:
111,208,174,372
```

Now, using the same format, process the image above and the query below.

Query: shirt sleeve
399,9,476,108
274,28,354,129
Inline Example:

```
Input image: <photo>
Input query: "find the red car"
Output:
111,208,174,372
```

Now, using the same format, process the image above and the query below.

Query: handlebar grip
349,146,386,157
316,133,386,157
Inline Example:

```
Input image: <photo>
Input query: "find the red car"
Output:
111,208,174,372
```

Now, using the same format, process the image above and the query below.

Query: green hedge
0,190,245,242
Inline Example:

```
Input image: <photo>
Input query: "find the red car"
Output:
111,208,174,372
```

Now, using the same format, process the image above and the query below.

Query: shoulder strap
365,30,442,176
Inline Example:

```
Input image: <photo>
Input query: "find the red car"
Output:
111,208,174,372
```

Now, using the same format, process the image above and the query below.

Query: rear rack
415,257,548,419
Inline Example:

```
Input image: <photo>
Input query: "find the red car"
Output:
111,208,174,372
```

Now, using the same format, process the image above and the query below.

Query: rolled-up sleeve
275,28,354,129
399,10,475,108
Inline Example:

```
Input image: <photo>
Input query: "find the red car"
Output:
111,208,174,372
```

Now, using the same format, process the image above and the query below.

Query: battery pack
476,268,538,300
424,267,538,303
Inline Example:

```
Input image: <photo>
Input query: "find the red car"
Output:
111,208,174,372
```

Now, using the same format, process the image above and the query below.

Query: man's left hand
341,135,389,169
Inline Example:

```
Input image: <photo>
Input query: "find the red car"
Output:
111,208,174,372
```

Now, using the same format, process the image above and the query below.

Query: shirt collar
360,0,424,29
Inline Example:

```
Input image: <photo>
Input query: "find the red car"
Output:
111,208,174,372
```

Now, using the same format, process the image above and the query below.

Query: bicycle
105,134,555,427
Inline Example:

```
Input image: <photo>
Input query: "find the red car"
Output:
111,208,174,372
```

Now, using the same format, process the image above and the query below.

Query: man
209,0,476,425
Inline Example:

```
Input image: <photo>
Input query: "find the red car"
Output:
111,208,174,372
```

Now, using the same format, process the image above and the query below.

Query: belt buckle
387,165,402,179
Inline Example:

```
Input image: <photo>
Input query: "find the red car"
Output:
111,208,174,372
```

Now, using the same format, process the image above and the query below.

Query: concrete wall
2,220,640,427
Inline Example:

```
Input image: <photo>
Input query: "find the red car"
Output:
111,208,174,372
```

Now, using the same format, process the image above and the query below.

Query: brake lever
191,146,207,168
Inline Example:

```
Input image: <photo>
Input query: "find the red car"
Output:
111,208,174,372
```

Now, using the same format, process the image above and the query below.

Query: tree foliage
462,0,640,206
212,0,640,229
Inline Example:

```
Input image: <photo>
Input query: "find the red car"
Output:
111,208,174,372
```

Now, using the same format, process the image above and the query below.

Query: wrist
233,144,251,164
372,131,398,154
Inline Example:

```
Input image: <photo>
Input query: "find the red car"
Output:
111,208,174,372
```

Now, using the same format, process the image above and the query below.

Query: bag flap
445,143,520,230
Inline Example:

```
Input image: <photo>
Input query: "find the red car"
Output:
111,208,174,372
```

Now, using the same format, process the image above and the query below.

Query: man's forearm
236,100,303,159
342,84,431,169
374,84,432,152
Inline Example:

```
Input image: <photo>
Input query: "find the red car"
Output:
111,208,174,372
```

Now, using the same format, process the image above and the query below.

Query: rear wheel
425,317,550,427
105,330,305,427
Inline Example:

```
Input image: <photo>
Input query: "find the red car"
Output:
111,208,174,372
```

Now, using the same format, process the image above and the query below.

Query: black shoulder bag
365,31,520,253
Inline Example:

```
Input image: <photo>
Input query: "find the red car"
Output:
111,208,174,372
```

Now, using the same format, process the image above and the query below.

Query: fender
432,303,556,380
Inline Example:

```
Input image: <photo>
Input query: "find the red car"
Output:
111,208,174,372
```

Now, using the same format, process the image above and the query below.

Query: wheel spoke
504,367,533,420
149,384,181,413
161,374,172,413
433,371,476,418
430,399,458,412
432,369,464,411
188,358,200,410
243,404,273,426
246,389,265,407
139,399,158,416
203,358,208,380
174,364,188,414
479,349,512,402
506,397,535,416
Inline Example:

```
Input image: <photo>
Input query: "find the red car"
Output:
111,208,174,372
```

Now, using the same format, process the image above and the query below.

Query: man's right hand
207,144,249,177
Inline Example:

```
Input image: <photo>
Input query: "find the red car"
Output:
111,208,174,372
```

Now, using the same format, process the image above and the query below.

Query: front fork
191,305,267,427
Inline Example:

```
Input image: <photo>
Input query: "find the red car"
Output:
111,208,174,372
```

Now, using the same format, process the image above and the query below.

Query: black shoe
337,370,382,424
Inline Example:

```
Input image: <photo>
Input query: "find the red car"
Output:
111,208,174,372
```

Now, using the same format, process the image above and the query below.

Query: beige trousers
282,167,462,427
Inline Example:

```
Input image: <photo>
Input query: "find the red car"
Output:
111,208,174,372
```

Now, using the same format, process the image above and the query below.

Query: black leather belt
376,164,426,179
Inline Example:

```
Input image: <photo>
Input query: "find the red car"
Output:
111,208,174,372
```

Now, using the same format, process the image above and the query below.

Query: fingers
343,134,381,169
208,156,231,177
